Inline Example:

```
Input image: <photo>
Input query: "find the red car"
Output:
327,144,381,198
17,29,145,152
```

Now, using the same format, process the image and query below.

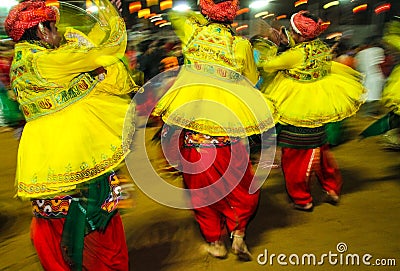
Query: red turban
199,0,239,23
290,10,329,40
5,0,59,42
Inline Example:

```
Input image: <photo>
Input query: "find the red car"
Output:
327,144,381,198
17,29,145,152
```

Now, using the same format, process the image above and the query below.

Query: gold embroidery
18,146,126,196
20,73,98,121
284,40,332,82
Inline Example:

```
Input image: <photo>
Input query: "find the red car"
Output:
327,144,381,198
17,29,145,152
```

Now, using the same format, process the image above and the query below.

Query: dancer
152,0,277,261
360,20,400,144
5,0,137,270
355,37,386,117
261,11,365,211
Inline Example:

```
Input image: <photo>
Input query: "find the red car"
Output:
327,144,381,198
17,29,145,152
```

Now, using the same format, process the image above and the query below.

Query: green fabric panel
60,173,117,271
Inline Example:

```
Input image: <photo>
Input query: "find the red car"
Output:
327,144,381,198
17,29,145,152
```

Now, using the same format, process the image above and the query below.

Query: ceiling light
0,0,18,8
375,3,391,14
294,0,308,8
254,11,269,18
249,0,269,9
353,4,367,13
159,22,172,27
323,1,339,9
236,25,249,31
173,3,191,11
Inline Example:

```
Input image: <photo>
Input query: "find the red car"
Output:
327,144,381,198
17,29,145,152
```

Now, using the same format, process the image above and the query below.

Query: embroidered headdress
290,10,329,40
199,0,239,23
5,0,59,42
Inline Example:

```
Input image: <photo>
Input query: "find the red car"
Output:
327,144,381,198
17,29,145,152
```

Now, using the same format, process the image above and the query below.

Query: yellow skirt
152,65,278,137
16,91,134,200
381,65,400,115
263,61,366,127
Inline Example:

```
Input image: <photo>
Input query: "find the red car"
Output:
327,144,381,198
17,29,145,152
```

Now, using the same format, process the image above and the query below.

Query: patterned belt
31,172,122,218
32,195,72,218
183,130,240,148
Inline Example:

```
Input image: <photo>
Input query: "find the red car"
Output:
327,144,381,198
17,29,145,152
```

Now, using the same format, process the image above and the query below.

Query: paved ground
0,112,399,271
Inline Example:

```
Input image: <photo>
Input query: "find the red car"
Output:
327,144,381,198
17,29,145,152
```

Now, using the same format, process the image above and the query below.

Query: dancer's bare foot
205,240,228,259
231,232,252,261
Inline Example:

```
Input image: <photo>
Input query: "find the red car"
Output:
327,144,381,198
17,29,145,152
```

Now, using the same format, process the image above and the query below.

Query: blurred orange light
155,20,168,26
236,8,250,16
236,25,248,32
160,0,173,10
375,3,391,14
129,2,142,13
321,21,331,27
276,14,287,20
45,0,59,8
159,22,172,27
138,8,151,18
353,4,367,13
294,0,307,7
231,22,239,27
144,13,157,19
323,1,339,9
326,32,342,39
262,13,275,19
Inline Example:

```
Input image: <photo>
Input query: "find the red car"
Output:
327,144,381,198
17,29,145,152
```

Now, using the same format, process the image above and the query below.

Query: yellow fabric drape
261,40,366,127
11,1,137,200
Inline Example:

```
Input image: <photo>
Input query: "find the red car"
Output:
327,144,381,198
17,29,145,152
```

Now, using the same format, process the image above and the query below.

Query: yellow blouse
169,11,259,84
152,12,277,137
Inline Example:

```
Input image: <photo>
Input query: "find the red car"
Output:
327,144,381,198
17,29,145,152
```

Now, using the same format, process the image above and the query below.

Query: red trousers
180,141,260,243
281,144,342,205
30,213,129,271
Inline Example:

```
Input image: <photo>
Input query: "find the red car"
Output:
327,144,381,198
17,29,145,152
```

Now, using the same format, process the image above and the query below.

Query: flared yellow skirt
263,61,366,127
16,91,134,200
152,65,278,137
